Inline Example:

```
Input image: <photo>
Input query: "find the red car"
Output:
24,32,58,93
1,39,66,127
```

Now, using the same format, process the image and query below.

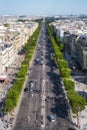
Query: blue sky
0,0,87,16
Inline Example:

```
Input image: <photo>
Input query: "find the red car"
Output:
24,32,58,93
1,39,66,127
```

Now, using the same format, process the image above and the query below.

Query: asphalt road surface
13,21,75,130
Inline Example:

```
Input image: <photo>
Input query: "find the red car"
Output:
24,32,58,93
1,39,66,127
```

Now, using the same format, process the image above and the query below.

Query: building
51,19,87,70
64,32,77,57
0,20,38,74
0,42,14,74
11,32,21,55
75,35,87,70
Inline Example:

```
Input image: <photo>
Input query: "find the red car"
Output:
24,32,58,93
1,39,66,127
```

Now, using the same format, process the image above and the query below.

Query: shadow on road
47,71,74,127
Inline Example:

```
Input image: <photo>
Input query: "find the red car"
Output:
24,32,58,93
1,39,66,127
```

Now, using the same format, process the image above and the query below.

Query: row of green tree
46,21,86,114
3,20,42,113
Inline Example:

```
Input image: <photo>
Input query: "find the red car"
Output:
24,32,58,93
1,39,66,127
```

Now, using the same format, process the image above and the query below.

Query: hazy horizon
0,0,87,16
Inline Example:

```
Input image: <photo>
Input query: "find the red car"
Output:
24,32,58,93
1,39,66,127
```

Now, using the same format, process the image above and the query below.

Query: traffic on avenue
13,21,75,130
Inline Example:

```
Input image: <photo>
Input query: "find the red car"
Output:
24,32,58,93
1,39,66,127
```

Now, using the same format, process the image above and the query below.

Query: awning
0,74,8,81
0,77,6,81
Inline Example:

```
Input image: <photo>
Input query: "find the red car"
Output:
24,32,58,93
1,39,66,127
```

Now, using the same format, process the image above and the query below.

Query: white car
29,81,34,88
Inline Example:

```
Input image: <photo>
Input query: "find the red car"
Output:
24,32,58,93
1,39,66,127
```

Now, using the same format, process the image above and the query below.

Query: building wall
0,22,38,74
64,32,87,70
0,48,8,73
11,32,21,55
7,44,15,66
0,43,15,74
64,32,77,57
82,49,87,69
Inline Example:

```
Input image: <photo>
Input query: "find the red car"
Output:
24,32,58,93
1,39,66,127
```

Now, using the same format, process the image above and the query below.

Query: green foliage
68,90,86,113
17,66,27,78
57,59,68,68
59,44,64,52
21,60,29,67
55,51,63,60
63,79,74,91
60,68,70,78
4,99,14,112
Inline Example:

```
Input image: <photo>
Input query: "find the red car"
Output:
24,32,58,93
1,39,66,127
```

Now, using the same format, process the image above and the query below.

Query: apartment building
64,32,77,57
0,42,14,74
11,32,21,55
64,32,87,70
51,20,87,70
0,21,38,74
75,35,87,70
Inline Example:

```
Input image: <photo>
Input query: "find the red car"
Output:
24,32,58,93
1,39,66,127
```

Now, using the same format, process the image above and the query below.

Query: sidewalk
73,105,87,130
0,54,25,130
65,50,87,130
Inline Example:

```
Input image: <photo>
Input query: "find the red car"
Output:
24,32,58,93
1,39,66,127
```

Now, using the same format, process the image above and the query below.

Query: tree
60,68,70,78
63,79,75,91
57,59,68,68
68,90,86,113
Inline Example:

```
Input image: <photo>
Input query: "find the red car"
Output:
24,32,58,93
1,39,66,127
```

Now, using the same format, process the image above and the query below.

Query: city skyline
0,0,87,16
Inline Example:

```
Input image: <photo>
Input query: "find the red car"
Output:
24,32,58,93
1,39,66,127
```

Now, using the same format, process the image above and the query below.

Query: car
36,58,40,62
34,89,40,93
47,96,51,99
45,98,49,102
71,71,75,75
29,80,34,88
29,88,33,92
35,58,41,65
0,112,3,117
24,87,28,92
40,60,43,65
50,68,53,71
29,80,33,84
53,66,56,70
48,115,55,122
41,55,43,59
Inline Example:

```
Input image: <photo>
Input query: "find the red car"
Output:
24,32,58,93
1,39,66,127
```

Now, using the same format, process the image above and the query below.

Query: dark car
24,87,28,92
